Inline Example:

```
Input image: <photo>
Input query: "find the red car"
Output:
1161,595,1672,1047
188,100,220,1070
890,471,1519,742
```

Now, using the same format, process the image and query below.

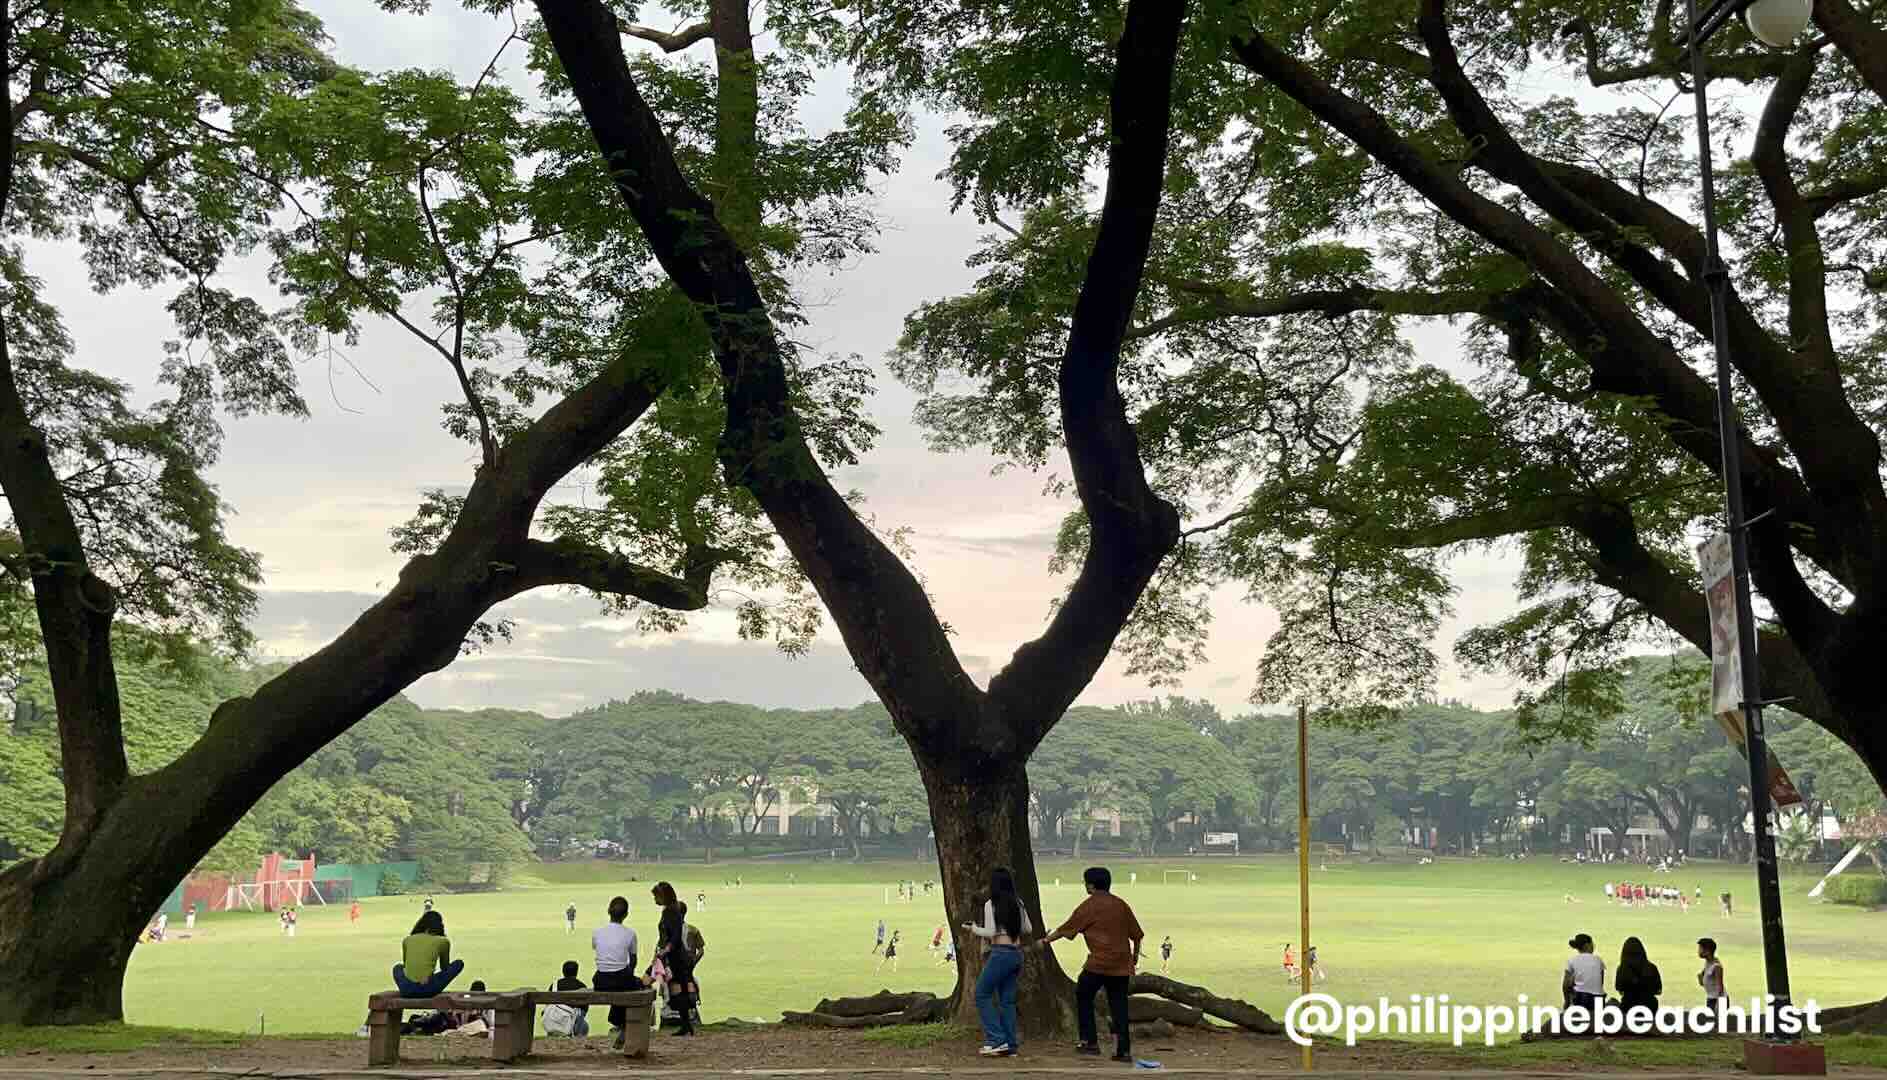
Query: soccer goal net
1163,869,1194,885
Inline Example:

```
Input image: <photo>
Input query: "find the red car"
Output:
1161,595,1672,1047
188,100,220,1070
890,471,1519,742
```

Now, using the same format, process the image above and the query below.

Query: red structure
257,851,318,910
179,873,233,915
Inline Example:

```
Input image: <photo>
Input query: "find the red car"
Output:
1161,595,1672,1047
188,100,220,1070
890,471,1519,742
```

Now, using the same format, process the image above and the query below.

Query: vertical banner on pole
1297,703,1312,1071
1696,533,1803,808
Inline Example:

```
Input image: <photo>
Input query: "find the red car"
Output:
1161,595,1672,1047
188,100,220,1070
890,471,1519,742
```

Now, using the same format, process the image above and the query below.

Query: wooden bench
365,987,656,1066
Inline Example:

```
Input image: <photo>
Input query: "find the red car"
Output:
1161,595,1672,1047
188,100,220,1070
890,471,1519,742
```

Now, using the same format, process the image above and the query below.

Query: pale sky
30,0,1542,718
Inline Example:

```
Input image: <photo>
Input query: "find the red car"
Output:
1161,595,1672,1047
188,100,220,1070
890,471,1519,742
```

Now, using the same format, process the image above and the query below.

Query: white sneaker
979,1044,1010,1056
355,1025,371,1038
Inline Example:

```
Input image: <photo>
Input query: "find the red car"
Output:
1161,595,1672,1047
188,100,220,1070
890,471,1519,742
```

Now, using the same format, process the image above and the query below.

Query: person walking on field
878,929,901,972
565,901,578,934
1159,935,1173,974
965,866,1031,1058
873,918,886,955
592,896,640,1049
1037,867,1143,1063
349,900,361,926
652,882,699,1036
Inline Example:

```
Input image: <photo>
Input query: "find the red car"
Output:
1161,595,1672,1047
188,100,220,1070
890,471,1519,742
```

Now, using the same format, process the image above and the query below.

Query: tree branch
617,17,713,53
1560,12,1786,86
533,0,985,753
1751,49,1841,386
0,16,129,871
1127,283,1494,341
1567,500,1838,738
988,0,1188,748
1242,5,1885,596
511,538,730,610
1813,0,1887,103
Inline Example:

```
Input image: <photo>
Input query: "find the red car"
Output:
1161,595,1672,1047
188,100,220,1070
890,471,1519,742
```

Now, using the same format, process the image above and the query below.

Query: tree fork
536,0,1188,1038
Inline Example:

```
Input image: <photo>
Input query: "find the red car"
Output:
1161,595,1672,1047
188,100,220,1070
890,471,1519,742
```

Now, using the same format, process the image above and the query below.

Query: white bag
541,982,581,1036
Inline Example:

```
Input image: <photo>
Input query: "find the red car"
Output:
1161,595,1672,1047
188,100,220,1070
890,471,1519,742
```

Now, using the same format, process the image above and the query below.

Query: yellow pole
1298,702,1313,1071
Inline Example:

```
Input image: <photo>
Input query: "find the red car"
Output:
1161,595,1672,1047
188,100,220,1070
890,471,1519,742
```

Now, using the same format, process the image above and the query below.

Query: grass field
122,855,1887,1040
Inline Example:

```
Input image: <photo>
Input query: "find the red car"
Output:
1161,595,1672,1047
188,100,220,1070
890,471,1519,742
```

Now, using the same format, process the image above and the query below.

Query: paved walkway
3,1069,1879,1079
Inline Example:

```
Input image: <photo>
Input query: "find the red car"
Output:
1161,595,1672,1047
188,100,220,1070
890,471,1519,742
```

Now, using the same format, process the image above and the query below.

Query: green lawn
124,855,1886,1043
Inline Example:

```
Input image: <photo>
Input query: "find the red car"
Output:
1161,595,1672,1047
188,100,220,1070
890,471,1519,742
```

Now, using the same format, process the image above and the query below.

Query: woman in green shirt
393,911,465,996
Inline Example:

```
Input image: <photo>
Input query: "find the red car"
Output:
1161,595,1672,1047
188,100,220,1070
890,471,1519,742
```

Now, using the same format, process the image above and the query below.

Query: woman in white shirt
963,867,1032,1057
1562,933,1606,1025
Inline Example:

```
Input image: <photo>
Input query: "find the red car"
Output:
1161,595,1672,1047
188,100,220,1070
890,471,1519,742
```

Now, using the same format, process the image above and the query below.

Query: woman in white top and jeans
964,867,1032,1056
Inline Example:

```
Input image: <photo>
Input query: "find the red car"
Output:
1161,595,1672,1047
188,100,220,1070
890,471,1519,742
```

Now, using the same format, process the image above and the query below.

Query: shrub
377,870,406,896
1824,875,1887,907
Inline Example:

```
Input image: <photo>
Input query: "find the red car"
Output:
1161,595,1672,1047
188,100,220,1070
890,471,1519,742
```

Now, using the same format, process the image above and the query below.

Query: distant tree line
7,645,1881,879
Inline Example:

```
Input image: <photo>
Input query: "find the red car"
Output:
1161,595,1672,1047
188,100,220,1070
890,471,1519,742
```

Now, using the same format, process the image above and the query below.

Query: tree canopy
881,0,1887,799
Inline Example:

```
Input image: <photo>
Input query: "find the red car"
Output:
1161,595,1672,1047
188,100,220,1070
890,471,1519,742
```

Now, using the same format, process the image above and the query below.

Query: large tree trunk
925,759,1076,1039
530,0,1186,1044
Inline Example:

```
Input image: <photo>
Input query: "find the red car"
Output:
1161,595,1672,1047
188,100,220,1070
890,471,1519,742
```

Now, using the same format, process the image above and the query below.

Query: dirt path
0,1026,1880,1078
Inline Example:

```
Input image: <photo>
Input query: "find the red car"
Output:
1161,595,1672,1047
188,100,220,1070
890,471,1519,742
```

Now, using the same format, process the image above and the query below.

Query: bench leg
367,1010,402,1066
490,1007,531,1062
622,1008,651,1059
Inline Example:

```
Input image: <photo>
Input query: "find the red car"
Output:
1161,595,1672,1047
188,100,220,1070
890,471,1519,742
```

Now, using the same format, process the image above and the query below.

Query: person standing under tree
592,896,639,1050
965,866,1031,1058
652,882,698,1036
1037,866,1143,1063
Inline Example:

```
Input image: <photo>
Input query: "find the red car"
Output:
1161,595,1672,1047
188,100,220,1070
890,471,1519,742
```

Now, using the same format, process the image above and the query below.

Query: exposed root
1824,996,1887,1034
782,990,946,1028
1128,973,1283,1035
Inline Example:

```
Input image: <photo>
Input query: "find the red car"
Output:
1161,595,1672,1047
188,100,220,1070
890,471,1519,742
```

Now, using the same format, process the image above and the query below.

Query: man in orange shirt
1036,866,1143,1062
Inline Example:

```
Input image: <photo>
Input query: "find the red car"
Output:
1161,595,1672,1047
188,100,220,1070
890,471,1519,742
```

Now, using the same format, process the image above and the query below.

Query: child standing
1697,938,1727,1003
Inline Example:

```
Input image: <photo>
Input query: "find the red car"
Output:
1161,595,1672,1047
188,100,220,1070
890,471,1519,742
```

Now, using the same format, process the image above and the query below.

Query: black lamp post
1677,0,1812,1032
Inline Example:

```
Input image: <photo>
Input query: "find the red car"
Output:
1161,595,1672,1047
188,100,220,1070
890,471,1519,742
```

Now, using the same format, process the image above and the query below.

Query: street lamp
1677,0,1811,1042
1742,0,1813,46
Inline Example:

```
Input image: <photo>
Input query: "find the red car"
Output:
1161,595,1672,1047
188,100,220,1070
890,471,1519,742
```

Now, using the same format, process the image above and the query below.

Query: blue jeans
975,945,1022,1049
393,959,464,997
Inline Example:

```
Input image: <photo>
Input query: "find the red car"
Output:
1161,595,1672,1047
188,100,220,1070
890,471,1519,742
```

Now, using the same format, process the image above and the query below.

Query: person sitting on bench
393,910,465,997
